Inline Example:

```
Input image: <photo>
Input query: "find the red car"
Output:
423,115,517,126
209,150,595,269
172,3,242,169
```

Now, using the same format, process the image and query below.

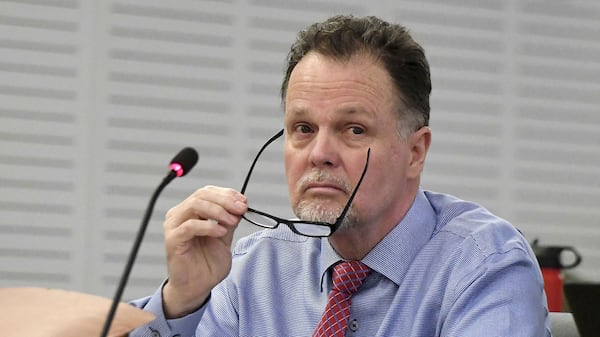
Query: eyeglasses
240,129,370,237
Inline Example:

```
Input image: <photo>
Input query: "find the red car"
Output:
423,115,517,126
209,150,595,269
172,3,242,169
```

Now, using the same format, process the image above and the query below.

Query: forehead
284,52,399,118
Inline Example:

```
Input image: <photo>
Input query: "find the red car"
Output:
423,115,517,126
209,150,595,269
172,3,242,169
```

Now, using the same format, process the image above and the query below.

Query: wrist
162,280,210,319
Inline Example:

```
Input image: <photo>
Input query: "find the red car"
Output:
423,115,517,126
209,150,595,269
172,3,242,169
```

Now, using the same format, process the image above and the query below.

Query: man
131,15,550,336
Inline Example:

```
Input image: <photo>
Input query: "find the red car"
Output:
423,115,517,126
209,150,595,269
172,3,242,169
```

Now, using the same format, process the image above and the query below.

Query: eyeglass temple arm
333,148,371,228
240,129,285,194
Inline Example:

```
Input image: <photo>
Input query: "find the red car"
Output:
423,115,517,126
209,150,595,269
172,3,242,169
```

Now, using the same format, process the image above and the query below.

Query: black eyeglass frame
240,129,370,237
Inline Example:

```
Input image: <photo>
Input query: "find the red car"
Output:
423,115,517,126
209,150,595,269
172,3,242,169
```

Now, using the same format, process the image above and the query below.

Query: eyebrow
338,106,371,116
286,106,374,118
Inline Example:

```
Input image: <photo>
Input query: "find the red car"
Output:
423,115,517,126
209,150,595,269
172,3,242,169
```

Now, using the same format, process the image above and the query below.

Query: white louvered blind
0,0,85,290
0,0,598,302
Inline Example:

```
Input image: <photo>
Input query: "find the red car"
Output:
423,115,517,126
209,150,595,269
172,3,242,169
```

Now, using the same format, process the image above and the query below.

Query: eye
295,124,313,134
350,126,365,135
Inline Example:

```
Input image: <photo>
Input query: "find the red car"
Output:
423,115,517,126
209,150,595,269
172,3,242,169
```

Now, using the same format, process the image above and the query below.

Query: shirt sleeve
441,247,551,337
129,282,207,337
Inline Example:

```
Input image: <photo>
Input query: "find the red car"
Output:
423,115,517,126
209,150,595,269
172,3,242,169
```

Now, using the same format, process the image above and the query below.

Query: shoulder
226,226,323,291
422,191,542,300
423,190,532,259
232,225,313,257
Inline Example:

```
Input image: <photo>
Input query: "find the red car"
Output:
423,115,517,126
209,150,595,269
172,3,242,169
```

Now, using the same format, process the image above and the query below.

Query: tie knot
331,261,371,295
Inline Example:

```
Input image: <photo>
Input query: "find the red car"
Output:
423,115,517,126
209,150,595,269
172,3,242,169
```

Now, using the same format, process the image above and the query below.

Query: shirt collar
318,236,342,291
318,189,437,287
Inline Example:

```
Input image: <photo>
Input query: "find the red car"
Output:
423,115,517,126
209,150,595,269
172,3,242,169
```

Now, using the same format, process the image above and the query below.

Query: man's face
283,52,428,232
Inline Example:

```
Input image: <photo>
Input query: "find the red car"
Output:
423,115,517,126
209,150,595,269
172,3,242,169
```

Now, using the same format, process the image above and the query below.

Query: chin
294,200,359,230
294,200,339,223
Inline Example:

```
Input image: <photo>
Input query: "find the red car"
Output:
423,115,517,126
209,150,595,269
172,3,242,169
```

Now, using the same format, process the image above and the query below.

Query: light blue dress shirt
131,190,551,337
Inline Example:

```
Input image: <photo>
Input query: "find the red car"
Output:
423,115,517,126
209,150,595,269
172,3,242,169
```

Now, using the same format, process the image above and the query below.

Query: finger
202,185,248,213
167,218,233,245
165,187,247,230
171,198,243,228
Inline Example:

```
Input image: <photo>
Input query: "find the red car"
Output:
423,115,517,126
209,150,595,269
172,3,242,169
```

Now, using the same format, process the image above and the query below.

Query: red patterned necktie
313,261,371,337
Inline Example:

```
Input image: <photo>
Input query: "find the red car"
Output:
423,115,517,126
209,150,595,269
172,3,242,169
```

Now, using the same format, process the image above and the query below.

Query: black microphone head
169,147,198,177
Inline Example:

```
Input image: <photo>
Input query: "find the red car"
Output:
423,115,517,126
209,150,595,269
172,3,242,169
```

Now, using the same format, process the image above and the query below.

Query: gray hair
281,15,431,137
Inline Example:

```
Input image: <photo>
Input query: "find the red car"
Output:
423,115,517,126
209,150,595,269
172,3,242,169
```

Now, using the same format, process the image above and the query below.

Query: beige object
0,287,155,337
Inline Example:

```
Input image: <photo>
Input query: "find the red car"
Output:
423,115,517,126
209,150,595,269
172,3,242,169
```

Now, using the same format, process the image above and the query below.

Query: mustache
296,170,352,194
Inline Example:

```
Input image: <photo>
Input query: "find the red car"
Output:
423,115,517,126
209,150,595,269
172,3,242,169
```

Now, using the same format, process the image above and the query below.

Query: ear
407,127,431,178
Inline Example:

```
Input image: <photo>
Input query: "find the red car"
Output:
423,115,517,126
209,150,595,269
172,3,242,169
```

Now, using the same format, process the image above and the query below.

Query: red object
542,268,564,312
313,261,371,337
532,239,581,312
169,163,184,177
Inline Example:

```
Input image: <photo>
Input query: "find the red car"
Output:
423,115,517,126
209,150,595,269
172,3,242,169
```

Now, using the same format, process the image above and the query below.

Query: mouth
304,182,346,195
296,170,352,199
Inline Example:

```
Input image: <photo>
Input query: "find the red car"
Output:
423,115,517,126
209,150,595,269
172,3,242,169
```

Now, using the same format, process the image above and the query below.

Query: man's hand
161,185,247,318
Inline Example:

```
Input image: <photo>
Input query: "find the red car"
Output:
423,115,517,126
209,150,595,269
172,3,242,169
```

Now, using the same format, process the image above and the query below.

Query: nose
308,132,340,169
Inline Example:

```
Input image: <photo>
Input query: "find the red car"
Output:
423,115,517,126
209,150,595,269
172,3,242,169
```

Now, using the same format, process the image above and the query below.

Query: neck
328,187,419,260
328,228,383,261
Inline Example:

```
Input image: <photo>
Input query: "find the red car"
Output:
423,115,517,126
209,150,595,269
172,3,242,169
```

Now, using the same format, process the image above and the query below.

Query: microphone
99,147,199,337
168,147,199,178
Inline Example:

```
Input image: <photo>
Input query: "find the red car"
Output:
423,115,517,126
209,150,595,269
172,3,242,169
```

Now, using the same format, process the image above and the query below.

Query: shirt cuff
132,281,208,337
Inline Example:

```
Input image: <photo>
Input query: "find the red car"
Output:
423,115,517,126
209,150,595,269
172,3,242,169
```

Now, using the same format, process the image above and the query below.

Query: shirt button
150,331,160,337
349,319,359,332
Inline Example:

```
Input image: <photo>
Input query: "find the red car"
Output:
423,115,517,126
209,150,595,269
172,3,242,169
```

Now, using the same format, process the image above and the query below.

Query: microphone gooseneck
99,147,199,337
